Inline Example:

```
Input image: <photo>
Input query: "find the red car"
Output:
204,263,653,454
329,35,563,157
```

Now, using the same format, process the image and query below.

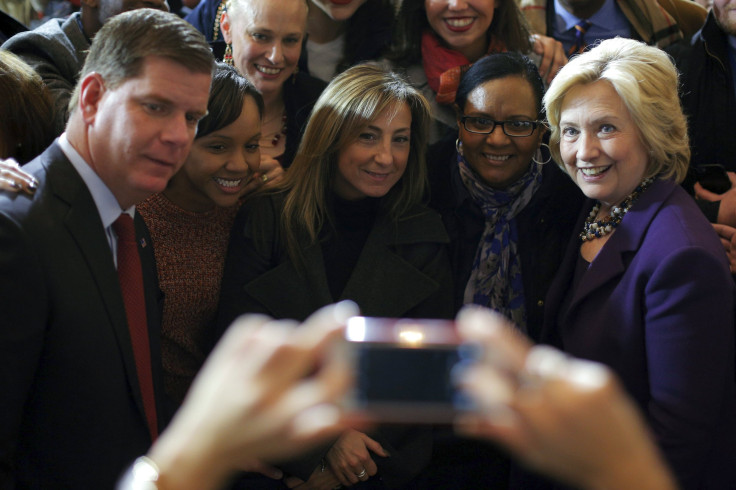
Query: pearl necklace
579,177,654,242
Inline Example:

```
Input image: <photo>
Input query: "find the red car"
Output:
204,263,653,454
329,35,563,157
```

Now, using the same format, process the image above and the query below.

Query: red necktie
113,214,158,440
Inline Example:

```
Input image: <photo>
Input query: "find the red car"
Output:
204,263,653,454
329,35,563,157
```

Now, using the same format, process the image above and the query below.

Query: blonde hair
543,37,689,183
273,64,431,265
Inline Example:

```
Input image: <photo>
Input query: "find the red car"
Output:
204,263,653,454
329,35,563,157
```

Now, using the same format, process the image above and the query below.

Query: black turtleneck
321,194,379,300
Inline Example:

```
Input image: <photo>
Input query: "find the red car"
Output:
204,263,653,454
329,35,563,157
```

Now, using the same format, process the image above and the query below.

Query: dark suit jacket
541,179,736,490
0,142,165,488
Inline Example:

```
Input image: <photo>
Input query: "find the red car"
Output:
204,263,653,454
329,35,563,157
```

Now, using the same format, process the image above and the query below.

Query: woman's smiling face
222,0,307,98
425,0,496,61
333,102,412,200
458,76,543,189
558,80,649,210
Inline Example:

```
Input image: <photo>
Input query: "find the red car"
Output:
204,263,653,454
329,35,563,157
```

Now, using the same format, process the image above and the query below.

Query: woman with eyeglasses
429,52,581,336
419,52,582,488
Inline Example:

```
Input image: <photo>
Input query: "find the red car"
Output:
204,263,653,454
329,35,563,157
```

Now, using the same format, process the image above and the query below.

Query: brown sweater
137,193,240,406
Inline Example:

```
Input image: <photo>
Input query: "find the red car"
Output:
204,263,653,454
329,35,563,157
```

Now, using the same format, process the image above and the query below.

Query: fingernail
29,179,38,190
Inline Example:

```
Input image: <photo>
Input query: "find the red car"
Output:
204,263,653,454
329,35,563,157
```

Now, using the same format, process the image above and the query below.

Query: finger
728,171,736,186
363,457,379,477
720,237,730,253
246,460,284,480
713,223,736,240
456,306,530,371
547,46,567,84
361,434,388,458
0,176,23,193
533,37,552,81
283,476,304,488
240,173,261,197
694,182,721,201
0,164,37,195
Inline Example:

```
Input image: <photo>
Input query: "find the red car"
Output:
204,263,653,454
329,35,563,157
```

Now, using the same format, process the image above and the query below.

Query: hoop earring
224,44,234,66
456,138,463,156
531,143,552,165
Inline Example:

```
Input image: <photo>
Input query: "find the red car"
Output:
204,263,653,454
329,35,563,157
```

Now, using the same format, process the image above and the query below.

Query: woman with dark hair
430,52,581,335
136,62,266,407
386,0,567,143
303,0,394,82
420,52,582,489
217,63,453,489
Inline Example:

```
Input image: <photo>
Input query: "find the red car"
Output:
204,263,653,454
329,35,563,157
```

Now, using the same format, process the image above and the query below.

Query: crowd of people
0,0,735,489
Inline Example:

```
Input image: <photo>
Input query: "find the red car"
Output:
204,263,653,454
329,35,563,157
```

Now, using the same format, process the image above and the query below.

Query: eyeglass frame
459,116,543,137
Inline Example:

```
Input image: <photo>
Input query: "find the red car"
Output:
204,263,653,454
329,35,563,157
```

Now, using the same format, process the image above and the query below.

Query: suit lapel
243,243,334,320
45,148,149,427
341,215,441,317
558,179,674,326
244,208,446,320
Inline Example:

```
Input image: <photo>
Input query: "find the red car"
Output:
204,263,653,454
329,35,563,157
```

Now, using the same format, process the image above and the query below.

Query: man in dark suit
0,8,214,488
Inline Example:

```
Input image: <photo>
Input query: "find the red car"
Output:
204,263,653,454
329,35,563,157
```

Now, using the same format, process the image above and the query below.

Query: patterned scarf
459,149,543,332
421,30,506,105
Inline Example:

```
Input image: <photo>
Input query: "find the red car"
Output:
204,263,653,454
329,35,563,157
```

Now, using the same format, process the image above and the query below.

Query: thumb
694,182,721,202
727,171,736,186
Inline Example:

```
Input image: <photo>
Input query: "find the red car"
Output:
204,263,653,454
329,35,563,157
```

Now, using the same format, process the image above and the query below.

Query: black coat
0,143,166,488
427,135,584,341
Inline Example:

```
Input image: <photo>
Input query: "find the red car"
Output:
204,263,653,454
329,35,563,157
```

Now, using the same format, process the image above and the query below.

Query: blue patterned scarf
458,150,543,332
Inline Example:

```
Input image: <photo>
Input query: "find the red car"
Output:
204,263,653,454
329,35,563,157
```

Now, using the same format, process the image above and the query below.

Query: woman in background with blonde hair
217,63,453,489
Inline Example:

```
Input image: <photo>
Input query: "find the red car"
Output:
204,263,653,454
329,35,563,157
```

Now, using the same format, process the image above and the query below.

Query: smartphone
337,316,479,424
694,164,731,194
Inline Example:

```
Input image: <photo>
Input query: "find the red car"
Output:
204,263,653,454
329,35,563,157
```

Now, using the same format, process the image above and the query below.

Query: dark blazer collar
244,207,449,320
41,143,154,427
541,178,676,339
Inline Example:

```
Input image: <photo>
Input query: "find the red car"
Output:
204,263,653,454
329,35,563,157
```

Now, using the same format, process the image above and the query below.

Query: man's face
714,0,736,35
82,56,211,209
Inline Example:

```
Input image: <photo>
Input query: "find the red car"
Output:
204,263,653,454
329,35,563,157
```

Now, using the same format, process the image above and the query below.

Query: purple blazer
541,178,736,489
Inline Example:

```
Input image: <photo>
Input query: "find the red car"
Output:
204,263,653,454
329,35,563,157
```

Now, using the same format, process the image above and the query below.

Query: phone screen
342,317,478,422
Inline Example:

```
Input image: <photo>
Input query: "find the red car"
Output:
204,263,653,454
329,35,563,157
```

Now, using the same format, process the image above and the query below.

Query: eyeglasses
460,116,541,137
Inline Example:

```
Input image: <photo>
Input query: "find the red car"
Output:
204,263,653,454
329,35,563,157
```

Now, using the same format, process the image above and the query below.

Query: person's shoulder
2,13,83,53
656,0,707,40
643,180,723,252
0,150,61,226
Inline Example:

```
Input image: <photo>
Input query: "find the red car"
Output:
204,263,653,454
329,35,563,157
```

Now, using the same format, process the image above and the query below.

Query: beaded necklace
580,177,654,242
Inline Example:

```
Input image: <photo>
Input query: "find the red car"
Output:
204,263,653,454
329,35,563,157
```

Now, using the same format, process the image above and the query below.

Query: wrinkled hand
454,307,677,490
0,159,37,196
712,223,736,273
146,302,358,490
694,171,736,227
326,429,387,486
284,464,342,489
531,34,567,84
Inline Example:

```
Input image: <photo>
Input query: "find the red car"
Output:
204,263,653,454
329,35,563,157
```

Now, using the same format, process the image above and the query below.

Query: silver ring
356,469,367,478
